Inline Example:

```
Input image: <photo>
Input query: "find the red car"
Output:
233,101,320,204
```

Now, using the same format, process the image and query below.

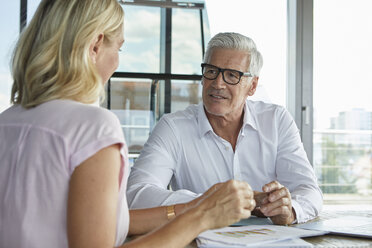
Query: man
127,32,322,225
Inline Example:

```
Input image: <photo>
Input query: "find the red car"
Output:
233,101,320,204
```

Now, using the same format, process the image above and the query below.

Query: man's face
202,48,257,120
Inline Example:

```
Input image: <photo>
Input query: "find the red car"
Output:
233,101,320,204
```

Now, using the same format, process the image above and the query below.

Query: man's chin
204,107,226,117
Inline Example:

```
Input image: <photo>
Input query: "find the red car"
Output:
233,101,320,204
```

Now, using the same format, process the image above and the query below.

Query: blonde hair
11,0,124,108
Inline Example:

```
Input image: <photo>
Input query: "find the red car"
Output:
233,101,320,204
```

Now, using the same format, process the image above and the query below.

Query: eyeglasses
201,63,253,85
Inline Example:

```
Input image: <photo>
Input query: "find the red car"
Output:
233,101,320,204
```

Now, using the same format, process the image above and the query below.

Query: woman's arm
128,195,199,235
67,144,121,248
128,181,230,236
67,145,255,248
124,180,255,248
129,207,172,235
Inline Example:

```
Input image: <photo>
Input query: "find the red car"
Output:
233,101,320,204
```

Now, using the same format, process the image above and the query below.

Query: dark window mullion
20,0,27,32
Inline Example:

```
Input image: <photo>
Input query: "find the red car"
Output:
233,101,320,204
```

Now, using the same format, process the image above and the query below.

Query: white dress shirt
127,100,323,223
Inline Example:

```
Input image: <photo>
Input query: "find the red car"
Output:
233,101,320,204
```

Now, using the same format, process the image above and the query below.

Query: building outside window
313,0,372,203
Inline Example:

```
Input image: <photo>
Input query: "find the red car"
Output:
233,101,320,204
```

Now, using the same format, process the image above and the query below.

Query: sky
1,0,372,130
0,1,19,113
313,0,372,129
205,0,287,107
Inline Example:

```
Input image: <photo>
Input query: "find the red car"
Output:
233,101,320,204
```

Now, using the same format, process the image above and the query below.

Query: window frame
287,0,314,164
18,0,314,156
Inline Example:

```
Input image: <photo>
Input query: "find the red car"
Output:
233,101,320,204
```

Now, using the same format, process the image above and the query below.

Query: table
186,210,372,248
299,210,372,247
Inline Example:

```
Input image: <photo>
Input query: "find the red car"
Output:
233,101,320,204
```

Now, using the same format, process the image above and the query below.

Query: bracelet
166,205,176,220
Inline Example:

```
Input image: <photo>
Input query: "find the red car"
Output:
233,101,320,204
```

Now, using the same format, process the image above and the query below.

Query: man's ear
89,34,104,64
248,76,259,96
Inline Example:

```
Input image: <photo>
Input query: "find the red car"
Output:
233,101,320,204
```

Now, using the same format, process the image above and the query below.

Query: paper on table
196,237,313,248
197,225,327,247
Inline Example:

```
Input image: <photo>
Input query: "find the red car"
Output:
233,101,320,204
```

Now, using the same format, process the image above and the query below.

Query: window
106,2,207,155
0,2,19,113
171,7,207,112
313,0,372,202
27,0,41,23
205,0,287,106
171,8,205,75
171,79,202,112
103,77,155,155
118,6,161,73
0,0,42,114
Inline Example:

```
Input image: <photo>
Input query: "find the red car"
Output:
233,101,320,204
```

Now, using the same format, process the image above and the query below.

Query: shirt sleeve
127,115,199,209
69,107,127,181
275,107,323,223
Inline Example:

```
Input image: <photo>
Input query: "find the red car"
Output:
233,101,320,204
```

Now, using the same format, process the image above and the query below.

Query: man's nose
212,72,226,88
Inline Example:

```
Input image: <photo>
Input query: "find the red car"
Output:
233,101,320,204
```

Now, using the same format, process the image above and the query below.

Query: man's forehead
208,48,251,69
209,48,250,60
211,47,249,54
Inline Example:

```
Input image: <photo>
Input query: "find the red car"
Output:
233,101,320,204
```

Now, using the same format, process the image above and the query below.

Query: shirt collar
242,100,258,135
197,103,213,137
197,100,258,138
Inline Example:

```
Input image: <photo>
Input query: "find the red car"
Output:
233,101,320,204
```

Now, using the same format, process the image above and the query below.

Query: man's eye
227,71,239,79
206,69,217,74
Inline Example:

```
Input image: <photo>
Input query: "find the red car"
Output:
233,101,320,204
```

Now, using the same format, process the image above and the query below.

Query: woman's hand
195,180,256,230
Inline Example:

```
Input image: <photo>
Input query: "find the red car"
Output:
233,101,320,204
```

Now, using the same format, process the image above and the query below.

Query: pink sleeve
68,109,129,186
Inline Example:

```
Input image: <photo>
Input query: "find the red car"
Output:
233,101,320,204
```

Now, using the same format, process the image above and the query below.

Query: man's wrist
290,207,297,224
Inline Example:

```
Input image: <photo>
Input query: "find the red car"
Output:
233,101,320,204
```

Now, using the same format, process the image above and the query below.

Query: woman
0,0,255,247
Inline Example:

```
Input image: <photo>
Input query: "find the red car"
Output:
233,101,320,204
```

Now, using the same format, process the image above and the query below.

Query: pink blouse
0,100,129,248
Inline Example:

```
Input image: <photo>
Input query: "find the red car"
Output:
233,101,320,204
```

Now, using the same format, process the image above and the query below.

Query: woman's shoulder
45,99,119,123
26,100,122,138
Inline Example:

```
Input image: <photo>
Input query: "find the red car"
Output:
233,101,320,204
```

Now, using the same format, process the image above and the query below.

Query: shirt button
225,146,229,151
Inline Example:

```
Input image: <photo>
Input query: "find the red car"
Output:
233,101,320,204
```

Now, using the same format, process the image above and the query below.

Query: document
197,237,313,248
197,225,327,247
296,215,372,239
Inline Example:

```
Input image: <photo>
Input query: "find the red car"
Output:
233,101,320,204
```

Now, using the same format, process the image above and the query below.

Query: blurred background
1,0,371,206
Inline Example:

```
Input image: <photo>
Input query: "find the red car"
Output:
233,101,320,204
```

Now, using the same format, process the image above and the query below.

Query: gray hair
203,32,263,76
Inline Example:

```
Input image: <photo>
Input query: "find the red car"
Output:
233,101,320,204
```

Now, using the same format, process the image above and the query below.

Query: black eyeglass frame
201,63,253,85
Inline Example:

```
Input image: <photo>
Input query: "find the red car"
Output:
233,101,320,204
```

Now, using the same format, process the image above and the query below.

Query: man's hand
252,191,269,217
256,181,296,225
